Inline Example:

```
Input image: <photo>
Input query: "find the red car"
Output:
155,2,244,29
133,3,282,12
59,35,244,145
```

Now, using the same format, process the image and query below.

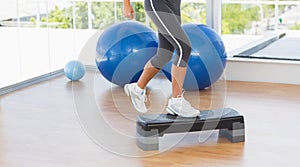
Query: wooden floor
1,70,300,167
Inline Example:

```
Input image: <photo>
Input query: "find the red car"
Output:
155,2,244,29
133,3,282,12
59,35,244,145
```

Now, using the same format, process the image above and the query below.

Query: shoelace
143,90,148,103
137,90,147,103
180,99,194,109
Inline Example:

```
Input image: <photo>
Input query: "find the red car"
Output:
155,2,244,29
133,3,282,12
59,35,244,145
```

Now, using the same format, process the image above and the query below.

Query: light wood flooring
0,70,300,167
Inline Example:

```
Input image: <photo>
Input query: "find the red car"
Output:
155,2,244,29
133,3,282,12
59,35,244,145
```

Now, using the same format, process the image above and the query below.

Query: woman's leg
137,32,174,89
143,0,199,117
144,0,191,97
124,2,176,113
125,0,199,116
136,61,159,89
171,65,187,97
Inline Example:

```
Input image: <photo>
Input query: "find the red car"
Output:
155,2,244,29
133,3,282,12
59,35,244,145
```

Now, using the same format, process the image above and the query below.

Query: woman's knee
182,42,192,60
173,40,191,67
150,48,174,69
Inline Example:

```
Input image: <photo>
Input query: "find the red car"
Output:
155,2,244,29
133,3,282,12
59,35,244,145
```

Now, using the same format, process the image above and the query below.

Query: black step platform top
137,108,244,134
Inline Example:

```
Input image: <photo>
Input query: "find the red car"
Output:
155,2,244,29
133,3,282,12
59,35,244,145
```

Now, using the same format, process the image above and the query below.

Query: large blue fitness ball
162,24,227,90
96,21,158,87
64,60,86,81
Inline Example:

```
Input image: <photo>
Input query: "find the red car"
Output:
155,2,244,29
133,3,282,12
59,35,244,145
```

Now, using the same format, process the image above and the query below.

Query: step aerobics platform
136,108,245,151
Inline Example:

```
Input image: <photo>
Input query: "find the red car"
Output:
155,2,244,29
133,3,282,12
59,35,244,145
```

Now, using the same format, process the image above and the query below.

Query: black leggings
144,0,191,69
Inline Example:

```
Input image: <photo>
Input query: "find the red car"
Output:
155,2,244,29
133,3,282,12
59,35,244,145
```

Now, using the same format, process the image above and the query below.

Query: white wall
75,29,101,66
19,28,49,79
0,27,97,87
0,28,21,87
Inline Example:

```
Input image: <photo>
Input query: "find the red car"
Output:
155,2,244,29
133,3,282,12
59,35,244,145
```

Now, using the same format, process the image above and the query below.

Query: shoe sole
166,107,178,116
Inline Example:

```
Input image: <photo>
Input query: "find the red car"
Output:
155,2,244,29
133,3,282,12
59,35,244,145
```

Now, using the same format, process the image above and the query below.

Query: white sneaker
166,96,200,118
124,83,147,113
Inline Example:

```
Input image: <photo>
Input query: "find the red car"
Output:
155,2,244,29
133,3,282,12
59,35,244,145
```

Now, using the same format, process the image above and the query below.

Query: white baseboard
225,58,300,85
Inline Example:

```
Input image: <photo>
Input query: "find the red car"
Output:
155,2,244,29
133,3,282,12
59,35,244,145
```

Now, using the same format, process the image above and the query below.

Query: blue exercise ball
162,24,227,90
96,21,158,87
64,60,86,81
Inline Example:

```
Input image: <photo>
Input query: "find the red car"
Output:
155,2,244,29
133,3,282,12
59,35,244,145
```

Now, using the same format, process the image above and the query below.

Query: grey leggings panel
144,0,191,69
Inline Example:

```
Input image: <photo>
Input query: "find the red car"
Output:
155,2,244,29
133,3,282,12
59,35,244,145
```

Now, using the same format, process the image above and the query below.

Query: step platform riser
136,108,245,151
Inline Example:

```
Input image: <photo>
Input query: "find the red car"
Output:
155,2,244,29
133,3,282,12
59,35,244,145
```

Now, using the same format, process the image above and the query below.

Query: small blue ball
64,60,86,81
